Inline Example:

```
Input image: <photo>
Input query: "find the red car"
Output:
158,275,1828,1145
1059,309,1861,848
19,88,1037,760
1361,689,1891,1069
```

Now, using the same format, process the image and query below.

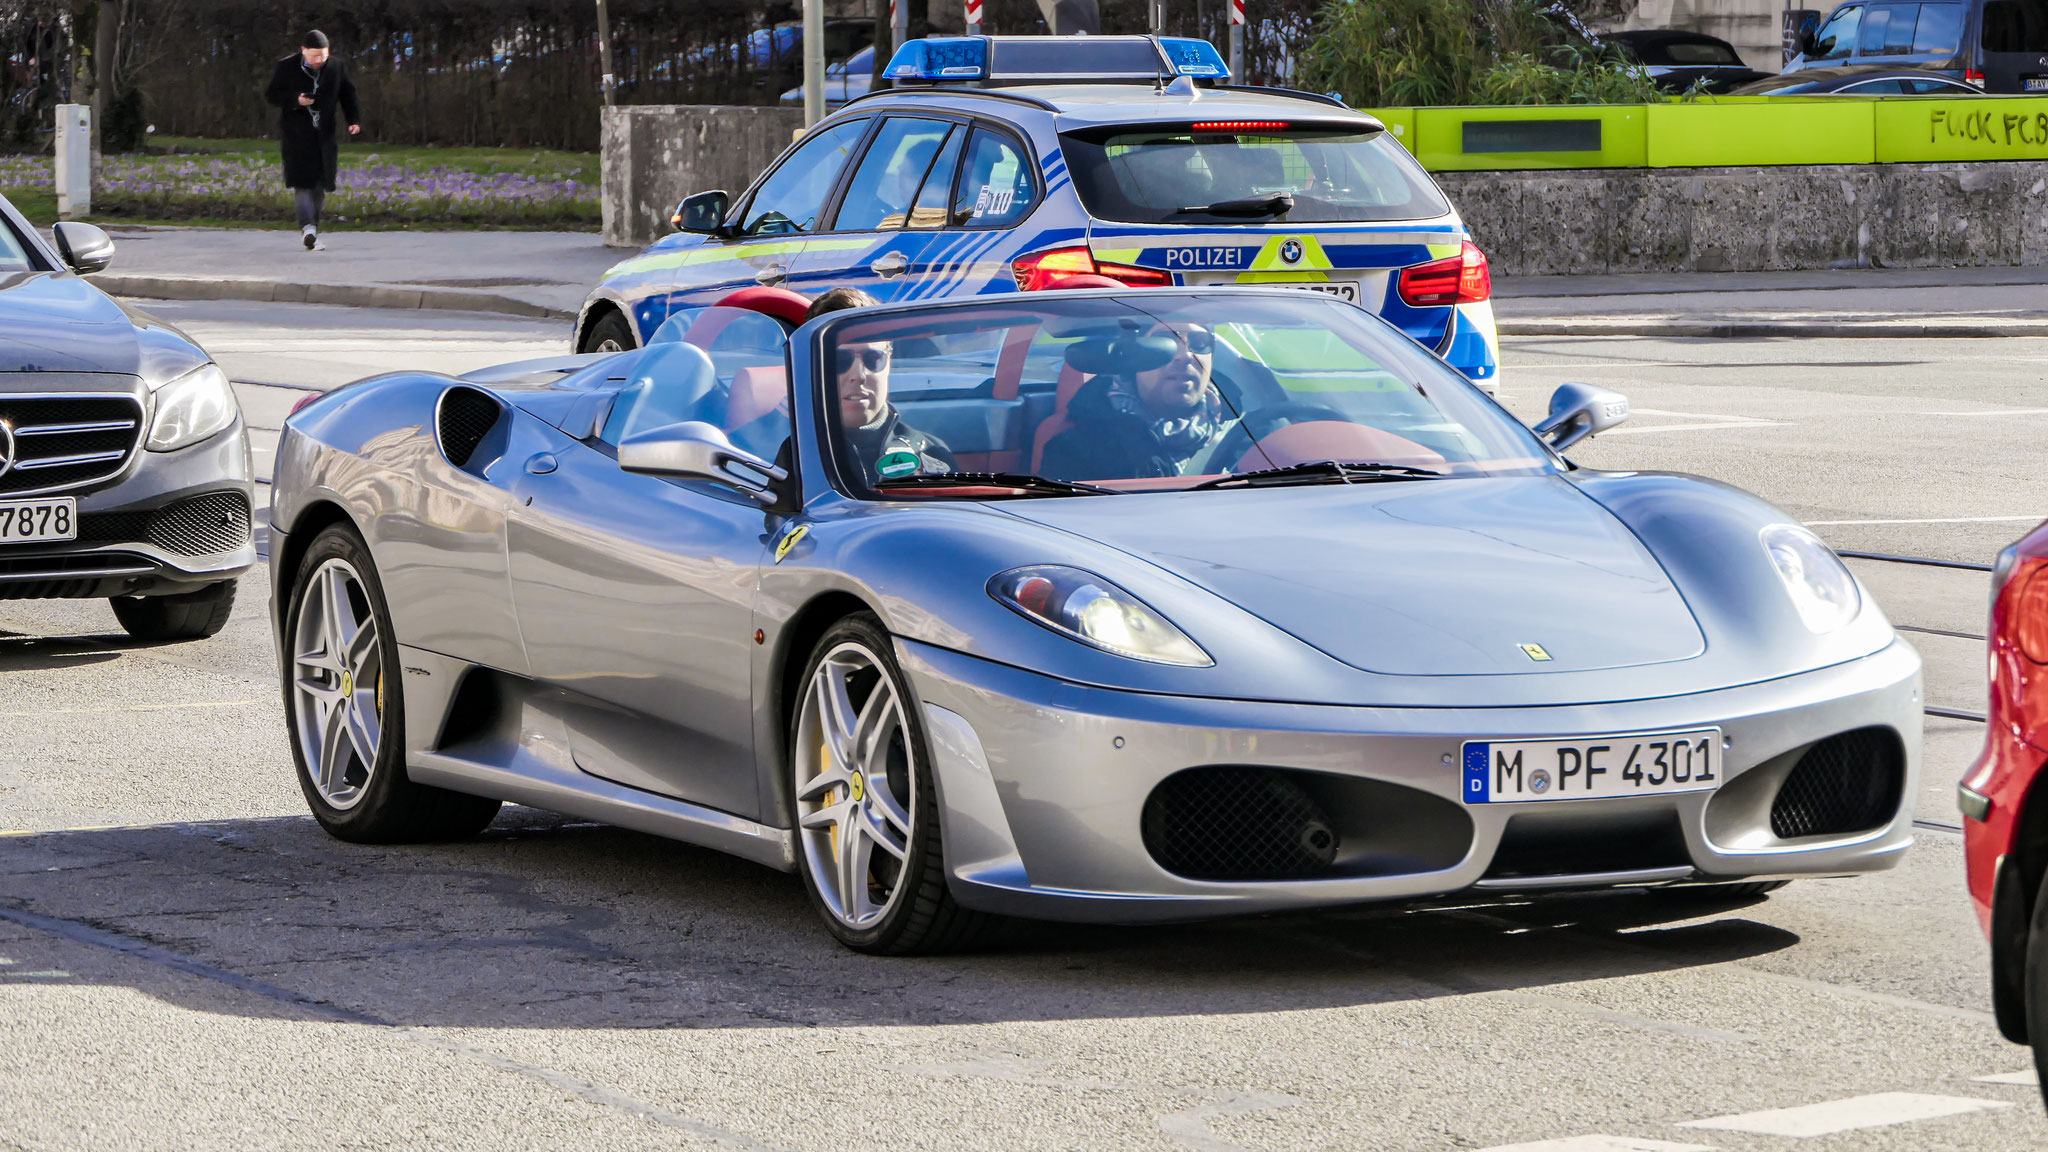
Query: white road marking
1631,407,1774,422
1974,1069,2039,1086
1676,1092,2011,1137
1474,1131,1712,1139
1921,408,2048,417
1812,516,2044,525
1156,1092,1302,1152
1604,420,1787,435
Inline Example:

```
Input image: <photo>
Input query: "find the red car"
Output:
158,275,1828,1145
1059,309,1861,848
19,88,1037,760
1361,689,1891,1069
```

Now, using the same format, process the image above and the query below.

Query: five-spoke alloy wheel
790,614,992,953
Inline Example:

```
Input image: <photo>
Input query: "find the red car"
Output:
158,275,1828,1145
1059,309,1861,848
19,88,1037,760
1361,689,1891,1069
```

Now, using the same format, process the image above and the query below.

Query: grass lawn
1,136,599,230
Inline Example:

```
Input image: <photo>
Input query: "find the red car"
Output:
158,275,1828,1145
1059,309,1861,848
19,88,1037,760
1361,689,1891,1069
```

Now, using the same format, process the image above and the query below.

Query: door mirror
618,419,787,502
51,221,115,274
674,190,731,235
1532,382,1630,451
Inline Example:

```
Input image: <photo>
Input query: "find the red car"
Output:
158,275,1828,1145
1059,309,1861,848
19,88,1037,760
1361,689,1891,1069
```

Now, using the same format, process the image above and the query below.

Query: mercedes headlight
1761,524,1860,633
147,362,238,452
989,565,1211,666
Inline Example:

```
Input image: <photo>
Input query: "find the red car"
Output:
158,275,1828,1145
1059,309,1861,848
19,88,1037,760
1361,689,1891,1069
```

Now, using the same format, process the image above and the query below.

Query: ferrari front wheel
285,524,500,843
789,614,994,954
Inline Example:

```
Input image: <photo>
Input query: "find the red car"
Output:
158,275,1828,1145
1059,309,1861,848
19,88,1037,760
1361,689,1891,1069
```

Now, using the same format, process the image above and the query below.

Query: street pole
804,0,824,126
594,0,616,106
1149,0,1163,34
1228,0,1243,80
965,0,982,38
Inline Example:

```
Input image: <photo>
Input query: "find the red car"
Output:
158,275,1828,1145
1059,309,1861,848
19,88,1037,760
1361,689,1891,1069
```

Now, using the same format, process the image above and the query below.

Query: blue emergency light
882,35,1231,85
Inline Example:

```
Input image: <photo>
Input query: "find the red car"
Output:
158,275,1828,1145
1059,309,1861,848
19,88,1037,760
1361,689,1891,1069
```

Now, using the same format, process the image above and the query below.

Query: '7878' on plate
1461,730,1721,804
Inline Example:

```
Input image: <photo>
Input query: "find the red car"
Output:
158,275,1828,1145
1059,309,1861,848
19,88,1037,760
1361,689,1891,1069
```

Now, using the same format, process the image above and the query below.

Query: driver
1041,322,1230,481
807,288,956,482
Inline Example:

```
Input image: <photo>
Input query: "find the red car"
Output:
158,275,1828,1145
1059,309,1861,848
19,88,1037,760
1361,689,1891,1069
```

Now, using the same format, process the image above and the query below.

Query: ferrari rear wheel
789,614,994,954
285,524,500,843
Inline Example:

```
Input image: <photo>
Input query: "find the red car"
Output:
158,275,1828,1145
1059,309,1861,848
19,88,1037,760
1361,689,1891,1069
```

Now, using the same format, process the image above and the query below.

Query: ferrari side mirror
618,419,786,502
1533,382,1630,451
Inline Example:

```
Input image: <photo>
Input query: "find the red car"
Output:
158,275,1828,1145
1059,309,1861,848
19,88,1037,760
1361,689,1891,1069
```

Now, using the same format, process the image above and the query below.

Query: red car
1966,520,2048,1070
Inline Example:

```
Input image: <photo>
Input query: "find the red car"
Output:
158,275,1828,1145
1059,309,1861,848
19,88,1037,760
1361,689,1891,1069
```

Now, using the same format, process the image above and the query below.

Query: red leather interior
725,366,788,430
1028,363,1089,474
713,285,811,327
1234,421,1446,473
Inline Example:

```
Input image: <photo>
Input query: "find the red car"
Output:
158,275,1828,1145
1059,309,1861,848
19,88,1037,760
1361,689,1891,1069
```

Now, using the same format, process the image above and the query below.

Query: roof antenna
1164,75,1197,98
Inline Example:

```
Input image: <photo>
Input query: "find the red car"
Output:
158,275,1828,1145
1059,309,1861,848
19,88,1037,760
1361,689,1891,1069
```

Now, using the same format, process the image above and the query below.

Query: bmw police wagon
576,35,1501,386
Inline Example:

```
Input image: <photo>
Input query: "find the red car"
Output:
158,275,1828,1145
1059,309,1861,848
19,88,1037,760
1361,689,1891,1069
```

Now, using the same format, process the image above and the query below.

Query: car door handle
870,252,909,278
525,453,558,475
755,263,787,286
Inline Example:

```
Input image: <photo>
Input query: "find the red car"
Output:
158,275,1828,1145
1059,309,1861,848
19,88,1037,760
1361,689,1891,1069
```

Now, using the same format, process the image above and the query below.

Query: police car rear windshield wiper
873,472,1119,497
1188,461,1445,490
1174,191,1294,218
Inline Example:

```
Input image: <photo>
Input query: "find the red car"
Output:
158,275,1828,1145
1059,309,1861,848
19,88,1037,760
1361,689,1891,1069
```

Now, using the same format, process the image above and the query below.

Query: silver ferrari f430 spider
270,287,1920,953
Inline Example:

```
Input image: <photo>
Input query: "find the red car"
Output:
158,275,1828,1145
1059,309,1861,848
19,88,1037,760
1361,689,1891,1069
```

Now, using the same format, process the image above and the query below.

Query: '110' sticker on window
973,186,1015,218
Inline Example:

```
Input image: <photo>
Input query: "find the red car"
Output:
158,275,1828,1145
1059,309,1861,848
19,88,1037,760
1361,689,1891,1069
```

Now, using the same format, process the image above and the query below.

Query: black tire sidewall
582,311,634,354
284,524,410,838
788,613,944,952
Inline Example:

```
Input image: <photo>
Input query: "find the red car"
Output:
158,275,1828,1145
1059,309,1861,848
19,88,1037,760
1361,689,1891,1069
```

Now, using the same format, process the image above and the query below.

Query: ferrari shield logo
774,524,809,564
1518,643,1553,661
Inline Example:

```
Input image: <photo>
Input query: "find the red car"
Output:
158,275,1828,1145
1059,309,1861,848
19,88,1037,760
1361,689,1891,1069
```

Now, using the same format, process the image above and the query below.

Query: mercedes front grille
0,393,147,496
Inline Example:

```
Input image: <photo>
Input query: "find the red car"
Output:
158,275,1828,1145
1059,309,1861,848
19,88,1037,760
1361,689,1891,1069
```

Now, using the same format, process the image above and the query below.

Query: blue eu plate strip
1463,743,1490,804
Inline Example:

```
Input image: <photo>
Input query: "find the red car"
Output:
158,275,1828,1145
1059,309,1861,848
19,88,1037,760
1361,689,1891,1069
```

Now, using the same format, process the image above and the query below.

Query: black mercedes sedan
1606,30,1773,94
0,194,253,640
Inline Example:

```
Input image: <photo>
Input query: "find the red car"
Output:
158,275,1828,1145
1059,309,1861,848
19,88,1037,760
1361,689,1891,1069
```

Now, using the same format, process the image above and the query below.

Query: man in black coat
1041,323,1230,482
263,30,360,251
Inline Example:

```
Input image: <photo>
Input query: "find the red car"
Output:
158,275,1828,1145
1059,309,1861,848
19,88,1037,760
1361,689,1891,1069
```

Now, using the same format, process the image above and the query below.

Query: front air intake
1770,727,1904,839
1143,767,1340,881
435,387,505,470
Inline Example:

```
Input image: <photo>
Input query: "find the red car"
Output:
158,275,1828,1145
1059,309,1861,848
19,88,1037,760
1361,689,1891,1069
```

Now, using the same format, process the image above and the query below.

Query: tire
2026,878,2048,1092
788,613,995,954
110,580,237,641
1652,880,1791,901
283,523,500,843
580,310,634,354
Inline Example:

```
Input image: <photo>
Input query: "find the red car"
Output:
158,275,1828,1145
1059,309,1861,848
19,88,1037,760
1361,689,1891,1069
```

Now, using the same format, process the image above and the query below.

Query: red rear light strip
1012,246,1170,291
1396,241,1491,308
1188,121,1289,133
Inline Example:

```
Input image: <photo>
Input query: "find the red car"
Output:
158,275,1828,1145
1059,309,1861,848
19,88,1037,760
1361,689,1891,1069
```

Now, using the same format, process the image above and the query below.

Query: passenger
1041,323,1231,481
806,288,957,482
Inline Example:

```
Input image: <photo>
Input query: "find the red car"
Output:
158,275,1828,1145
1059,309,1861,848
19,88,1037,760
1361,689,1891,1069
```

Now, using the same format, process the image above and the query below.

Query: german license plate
1462,729,1721,804
2027,77,2048,91
1273,280,1359,304
0,497,78,544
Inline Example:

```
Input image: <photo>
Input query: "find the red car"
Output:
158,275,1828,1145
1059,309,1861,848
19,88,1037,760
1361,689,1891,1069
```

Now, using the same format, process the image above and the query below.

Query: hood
0,272,148,374
997,475,1707,676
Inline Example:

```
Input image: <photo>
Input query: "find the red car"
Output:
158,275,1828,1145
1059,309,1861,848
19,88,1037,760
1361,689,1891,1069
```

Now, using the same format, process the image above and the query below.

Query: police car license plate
0,497,77,544
1274,280,1359,304
2028,77,2048,91
1462,729,1721,804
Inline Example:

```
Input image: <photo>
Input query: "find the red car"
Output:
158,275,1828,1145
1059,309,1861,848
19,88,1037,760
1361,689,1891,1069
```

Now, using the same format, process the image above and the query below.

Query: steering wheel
1199,402,1351,475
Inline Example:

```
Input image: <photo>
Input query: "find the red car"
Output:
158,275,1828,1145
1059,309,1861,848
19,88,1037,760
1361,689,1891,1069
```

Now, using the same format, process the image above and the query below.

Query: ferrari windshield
819,293,1553,497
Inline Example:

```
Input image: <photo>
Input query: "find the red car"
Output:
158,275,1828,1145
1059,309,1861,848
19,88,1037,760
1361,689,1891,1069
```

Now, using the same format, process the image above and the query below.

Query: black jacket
1040,376,1203,482
264,54,360,190
848,409,956,482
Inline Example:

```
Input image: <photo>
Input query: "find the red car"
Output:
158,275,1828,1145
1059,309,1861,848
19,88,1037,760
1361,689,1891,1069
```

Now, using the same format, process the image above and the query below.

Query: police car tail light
1966,67,1987,87
1012,246,1170,291
1396,242,1491,307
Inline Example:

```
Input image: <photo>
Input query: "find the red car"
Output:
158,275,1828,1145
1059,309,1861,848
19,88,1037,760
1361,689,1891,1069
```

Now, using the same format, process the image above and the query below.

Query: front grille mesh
1770,728,1904,839
78,491,251,556
1142,767,1340,881
437,387,502,468
0,396,144,495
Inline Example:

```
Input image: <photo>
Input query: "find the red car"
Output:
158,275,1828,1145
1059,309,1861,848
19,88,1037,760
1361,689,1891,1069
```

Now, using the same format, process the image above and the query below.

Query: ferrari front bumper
900,636,1923,923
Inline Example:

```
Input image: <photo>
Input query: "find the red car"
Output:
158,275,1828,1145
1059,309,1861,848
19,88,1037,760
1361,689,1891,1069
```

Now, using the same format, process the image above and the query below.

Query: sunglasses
835,347,891,374
1154,328,1215,355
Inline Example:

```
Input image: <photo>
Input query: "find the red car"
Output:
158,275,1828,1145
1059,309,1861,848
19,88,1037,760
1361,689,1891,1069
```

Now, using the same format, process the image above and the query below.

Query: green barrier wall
1364,95,2048,170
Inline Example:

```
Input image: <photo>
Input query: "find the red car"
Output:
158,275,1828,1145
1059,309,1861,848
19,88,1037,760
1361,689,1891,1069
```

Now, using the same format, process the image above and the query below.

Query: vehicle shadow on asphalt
0,803,1802,1031
0,633,124,673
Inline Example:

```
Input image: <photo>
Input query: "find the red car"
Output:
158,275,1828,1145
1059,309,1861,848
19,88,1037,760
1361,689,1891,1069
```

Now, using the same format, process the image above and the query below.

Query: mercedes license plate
1462,729,1721,804
0,497,78,544
1273,280,1359,304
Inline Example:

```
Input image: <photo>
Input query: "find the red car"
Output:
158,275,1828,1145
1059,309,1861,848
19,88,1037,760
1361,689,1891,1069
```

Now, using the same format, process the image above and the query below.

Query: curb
90,273,578,322
1498,318,2048,339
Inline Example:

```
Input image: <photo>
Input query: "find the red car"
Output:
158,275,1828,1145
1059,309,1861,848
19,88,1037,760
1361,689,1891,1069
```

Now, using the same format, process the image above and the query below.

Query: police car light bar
883,35,1230,85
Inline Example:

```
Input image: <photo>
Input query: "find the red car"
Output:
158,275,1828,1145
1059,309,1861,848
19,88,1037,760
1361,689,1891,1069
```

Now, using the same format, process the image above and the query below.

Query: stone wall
1437,162,2048,276
601,104,807,248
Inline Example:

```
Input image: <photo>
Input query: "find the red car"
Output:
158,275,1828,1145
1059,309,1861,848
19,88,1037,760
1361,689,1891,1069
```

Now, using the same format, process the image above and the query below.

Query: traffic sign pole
966,0,982,36
1229,0,1245,80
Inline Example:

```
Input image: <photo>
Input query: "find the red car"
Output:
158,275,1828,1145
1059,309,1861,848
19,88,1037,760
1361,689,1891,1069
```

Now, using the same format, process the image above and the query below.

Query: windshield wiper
1188,460,1445,491
873,472,1118,497
1175,191,1294,218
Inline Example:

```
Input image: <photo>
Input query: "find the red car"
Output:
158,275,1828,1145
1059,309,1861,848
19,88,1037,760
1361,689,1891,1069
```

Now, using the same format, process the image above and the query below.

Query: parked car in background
778,45,875,108
1605,30,1772,93
1966,520,2048,1098
658,19,873,94
1784,0,2048,92
0,196,254,640
1730,65,1984,93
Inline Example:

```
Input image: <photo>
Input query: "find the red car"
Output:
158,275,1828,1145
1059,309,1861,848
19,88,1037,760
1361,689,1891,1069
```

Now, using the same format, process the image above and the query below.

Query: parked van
1785,0,2048,92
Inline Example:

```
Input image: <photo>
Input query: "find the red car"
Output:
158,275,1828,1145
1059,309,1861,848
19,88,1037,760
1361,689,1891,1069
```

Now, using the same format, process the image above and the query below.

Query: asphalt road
0,305,2043,1151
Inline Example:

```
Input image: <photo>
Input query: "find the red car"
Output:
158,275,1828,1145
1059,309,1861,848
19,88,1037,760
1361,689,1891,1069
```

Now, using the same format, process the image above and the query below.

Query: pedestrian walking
263,30,359,252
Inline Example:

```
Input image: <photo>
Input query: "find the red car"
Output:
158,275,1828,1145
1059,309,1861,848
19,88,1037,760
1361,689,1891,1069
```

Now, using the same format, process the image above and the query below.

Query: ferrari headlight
1761,524,1860,633
147,362,238,451
990,565,1212,667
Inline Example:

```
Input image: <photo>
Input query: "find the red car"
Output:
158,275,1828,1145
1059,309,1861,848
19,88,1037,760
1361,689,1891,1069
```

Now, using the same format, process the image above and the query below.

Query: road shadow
0,808,1800,1031
0,633,122,672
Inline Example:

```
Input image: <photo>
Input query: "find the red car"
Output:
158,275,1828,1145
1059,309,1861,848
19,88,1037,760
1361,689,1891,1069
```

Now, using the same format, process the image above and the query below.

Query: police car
577,35,1500,386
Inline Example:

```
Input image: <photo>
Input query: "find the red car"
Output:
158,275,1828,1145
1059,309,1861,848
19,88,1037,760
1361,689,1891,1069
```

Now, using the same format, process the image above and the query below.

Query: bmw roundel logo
1529,768,1552,794
1280,239,1304,265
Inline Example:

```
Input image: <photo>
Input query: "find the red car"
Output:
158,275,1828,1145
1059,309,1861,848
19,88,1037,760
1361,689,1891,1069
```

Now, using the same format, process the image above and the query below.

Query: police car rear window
1059,125,1451,225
